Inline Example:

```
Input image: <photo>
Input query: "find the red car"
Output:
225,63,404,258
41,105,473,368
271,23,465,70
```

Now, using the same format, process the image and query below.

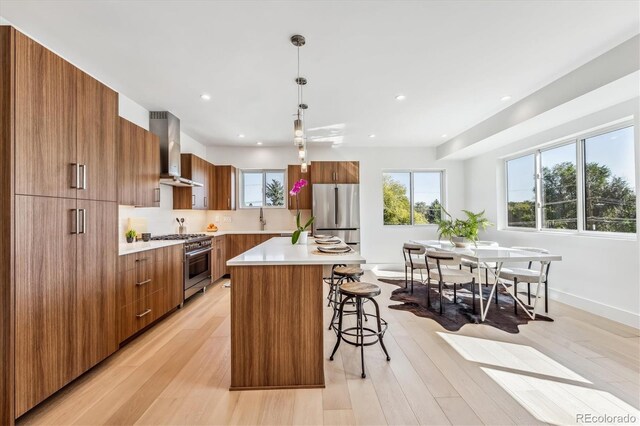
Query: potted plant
290,179,314,244
435,208,492,247
125,229,137,243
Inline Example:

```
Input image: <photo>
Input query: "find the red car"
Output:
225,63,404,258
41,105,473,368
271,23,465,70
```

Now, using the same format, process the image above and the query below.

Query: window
240,170,286,208
584,127,636,233
541,143,577,230
506,154,536,228
383,171,443,225
504,124,636,234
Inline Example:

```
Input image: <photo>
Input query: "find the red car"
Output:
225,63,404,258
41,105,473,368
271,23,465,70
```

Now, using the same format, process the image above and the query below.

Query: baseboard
549,288,640,330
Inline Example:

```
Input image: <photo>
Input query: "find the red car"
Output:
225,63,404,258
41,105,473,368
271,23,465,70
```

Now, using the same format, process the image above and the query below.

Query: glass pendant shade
293,136,304,146
294,118,304,137
301,162,308,173
298,146,306,159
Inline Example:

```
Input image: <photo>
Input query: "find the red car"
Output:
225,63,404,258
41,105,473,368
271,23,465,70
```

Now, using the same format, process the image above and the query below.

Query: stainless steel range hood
150,111,203,187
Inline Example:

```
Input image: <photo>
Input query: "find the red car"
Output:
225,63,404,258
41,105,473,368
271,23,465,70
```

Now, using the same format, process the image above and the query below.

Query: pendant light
291,34,309,171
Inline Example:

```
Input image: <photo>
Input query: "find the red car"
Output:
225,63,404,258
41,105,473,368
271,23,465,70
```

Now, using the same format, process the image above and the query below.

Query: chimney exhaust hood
150,111,203,187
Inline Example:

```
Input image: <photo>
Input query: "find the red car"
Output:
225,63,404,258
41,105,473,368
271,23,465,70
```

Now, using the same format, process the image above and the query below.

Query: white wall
463,99,640,328
206,145,466,264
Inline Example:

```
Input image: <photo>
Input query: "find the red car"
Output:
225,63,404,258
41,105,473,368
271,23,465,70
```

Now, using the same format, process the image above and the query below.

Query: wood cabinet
213,165,236,210
15,31,76,199
208,163,217,211
76,70,118,202
287,164,312,210
224,233,280,275
14,32,118,202
117,117,160,207
14,196,118,417
173,154,210,210
117,245,183,343
76,200,118,375
310,161,359,184
212,236,226,282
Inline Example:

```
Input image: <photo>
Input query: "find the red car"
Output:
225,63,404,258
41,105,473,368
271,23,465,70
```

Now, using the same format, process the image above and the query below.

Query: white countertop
119,230,295,256
227,237,366,266
119,240,185,256
204,230,292,237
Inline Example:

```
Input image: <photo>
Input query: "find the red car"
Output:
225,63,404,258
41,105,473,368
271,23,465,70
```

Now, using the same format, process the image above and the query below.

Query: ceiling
1,1,638,147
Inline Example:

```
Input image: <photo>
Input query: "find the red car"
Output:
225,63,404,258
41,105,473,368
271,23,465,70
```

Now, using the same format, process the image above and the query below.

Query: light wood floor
18,271,640,425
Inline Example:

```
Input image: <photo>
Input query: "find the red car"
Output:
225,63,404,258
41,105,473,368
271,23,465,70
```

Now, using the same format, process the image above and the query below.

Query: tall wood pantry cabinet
0,27,119,423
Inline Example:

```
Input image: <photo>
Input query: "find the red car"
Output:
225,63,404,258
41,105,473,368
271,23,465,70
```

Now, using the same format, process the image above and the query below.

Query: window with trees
239,170,285,208
383,171,443,225
505,124,636,234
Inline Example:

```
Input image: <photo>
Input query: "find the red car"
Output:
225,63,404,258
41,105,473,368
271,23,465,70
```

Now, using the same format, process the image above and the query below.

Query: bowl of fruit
206,223,218,232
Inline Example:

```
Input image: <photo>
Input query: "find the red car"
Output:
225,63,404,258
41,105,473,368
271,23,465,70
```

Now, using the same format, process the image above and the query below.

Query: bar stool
329,281,390,378
327,266,365,329
325,264,347,307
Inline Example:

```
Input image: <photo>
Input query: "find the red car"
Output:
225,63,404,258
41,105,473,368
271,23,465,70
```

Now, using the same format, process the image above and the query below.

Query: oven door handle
185,247,213,258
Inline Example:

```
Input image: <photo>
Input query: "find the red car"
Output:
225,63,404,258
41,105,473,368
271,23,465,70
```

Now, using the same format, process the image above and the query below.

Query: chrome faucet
259,207,266,230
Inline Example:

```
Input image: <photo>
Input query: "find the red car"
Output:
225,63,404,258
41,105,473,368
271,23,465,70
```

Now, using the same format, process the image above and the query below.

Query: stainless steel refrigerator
312,184,360,248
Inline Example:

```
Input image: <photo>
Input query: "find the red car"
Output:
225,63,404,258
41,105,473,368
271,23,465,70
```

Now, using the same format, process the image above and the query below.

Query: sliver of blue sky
585,126,636,191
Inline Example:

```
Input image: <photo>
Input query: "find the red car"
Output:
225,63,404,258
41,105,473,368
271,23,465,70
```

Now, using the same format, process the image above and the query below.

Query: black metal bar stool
327,266,364,330
329,281,390,378
325,264,347,307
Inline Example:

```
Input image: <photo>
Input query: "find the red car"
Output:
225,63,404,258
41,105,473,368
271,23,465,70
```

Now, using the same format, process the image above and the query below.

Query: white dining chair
498,246,551,314
425,249,477,315
402,243,428,294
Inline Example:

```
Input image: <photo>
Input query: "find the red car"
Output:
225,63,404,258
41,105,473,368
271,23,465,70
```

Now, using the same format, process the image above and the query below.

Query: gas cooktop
150,233,208,241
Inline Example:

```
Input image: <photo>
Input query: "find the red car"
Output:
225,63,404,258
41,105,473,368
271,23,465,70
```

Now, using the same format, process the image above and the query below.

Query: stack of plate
317,244,352,254
316,236,341,245
313,234,333,239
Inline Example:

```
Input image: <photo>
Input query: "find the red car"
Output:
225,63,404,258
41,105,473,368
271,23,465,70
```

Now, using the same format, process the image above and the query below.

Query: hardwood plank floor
17,271,640,425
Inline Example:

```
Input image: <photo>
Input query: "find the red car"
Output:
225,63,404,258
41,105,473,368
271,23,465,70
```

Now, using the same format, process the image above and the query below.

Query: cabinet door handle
227,197,230,209
136,308,152,318
71,163,79,188
79,208,87,234
204,196,207,208
192,194,196,206
78,164,87,189
71,209,79,234
135,258,148,263
155,188,160,203
136,279,151,286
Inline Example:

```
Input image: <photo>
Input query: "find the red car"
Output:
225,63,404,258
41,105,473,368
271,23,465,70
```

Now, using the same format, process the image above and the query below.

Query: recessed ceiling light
368,134,376,138
395,94,406,101
238,134,245,138
200,93,211,101
441,134,448,138
256,141,263,145
501,95,512,101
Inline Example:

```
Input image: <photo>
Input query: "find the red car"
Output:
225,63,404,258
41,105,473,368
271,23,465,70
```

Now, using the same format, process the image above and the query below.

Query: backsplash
119,185,312,241
205,209,312,232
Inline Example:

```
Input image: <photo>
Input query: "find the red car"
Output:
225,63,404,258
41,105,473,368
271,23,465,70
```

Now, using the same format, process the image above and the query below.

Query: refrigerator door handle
334,186,339,226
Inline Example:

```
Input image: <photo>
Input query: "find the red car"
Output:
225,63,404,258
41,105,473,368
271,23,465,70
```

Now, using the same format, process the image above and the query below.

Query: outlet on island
223,216,232,223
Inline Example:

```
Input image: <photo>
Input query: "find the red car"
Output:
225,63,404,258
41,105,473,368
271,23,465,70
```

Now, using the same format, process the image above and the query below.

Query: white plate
318,246,352,253
316,239,342,245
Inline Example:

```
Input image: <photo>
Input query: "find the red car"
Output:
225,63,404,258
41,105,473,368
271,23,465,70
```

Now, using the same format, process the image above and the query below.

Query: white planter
297,231,309,245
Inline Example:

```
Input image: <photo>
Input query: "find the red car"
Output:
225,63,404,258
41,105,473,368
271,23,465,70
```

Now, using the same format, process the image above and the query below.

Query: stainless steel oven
184,237,213,300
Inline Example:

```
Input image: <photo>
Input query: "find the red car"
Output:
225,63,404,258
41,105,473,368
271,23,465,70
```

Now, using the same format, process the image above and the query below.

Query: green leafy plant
125,229,137,240
290,179,315,244
435,208,492,243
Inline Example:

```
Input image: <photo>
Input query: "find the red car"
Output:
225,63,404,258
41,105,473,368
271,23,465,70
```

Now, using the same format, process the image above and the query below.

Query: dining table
410,240,562,321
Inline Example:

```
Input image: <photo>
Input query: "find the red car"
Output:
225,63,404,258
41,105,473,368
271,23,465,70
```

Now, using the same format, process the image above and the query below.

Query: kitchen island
227,237,365,390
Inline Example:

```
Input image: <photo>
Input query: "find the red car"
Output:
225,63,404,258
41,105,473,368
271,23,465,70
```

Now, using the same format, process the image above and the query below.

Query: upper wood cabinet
213,165,236,210
288,164,312,210
76,71,118,202
310,161,359,184
15,31,77,199
208,162,217,211
173,154,209,210
14,32,118,202
117,118,160,207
